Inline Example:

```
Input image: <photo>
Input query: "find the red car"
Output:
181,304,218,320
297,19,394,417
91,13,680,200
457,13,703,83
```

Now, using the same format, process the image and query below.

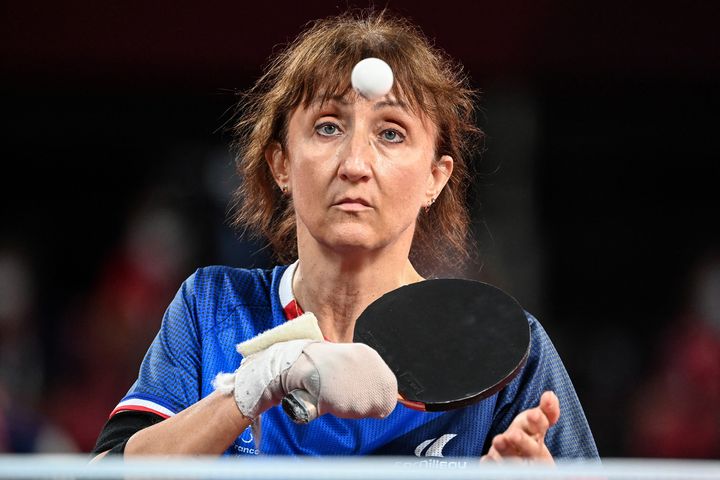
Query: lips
334,197,371,207
331,196,373,212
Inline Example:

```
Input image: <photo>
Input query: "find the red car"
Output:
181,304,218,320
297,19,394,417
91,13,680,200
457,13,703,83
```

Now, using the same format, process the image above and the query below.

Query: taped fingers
298,342,398,419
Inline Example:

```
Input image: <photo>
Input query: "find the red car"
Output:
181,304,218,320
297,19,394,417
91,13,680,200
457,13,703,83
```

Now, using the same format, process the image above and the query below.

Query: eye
315,122,342,137
380,128,405,143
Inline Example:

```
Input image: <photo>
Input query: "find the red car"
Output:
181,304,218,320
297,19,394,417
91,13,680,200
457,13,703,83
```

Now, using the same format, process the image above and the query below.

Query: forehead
291,53,434,118
295,91,438,131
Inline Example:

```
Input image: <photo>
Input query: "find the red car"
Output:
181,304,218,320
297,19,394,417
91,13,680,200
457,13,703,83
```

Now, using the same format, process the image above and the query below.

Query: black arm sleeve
91,411,165,456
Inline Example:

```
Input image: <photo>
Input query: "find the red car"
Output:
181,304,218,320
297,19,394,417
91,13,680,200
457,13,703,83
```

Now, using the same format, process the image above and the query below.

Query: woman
92,11,598,461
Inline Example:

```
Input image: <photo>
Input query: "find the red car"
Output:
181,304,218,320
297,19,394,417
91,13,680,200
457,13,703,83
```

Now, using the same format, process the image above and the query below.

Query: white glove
214,340,397,422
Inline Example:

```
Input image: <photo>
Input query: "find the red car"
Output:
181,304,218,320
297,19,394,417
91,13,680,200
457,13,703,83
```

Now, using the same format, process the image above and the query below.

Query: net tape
0,456,719,480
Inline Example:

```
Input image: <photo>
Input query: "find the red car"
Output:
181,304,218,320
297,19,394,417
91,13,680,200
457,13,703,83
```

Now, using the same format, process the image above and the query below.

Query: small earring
424,197,435,213
281,185,288,194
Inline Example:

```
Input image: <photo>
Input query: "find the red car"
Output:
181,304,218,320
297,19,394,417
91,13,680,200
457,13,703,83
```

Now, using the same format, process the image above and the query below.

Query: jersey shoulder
113,264,289,419
187,265,287,329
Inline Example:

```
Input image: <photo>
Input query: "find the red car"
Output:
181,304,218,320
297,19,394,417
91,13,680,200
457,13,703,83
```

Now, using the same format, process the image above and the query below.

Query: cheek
289,148,334,192
289,159,339,226
384,161,432,202
292,171,322,214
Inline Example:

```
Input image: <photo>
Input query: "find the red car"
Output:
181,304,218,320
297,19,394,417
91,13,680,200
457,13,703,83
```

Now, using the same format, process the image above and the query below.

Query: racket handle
281,389,318,424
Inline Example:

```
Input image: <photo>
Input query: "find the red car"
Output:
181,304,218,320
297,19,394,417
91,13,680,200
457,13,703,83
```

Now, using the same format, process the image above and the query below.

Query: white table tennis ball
351,57,394,100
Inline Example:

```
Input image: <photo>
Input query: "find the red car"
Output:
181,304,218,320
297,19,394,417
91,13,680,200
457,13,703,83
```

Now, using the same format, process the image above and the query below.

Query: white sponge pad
236,312,324,357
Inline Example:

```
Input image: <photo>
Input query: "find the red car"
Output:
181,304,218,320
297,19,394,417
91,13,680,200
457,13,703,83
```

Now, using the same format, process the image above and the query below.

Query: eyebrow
309,95,350,107
373,99,409,111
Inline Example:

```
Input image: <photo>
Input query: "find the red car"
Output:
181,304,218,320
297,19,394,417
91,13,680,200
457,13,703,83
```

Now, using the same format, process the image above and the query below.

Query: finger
491,433,509,455
514,407,550,439
492,432,523,458
481,444,504,463
539,391,560,426
495,429,543,458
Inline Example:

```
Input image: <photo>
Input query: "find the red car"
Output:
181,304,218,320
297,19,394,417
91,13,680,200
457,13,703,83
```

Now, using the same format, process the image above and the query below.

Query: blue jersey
111,264,598,458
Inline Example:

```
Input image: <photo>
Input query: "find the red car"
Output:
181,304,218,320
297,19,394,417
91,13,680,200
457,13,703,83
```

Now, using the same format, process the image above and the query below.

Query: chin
306,218,414,255
319,226,383,253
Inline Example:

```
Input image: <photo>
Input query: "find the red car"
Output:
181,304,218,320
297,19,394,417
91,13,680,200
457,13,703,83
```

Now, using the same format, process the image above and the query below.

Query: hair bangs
282,25,428,119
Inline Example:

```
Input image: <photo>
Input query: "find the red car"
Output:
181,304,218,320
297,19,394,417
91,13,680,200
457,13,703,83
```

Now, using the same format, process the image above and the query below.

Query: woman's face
267,92,452,257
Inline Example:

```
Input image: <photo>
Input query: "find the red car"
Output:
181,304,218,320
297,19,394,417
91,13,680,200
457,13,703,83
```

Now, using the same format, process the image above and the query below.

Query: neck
292,242,423,343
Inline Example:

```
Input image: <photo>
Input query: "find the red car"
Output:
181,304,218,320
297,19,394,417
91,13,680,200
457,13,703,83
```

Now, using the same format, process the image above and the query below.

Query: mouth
332,197,373,211
335,197,370,206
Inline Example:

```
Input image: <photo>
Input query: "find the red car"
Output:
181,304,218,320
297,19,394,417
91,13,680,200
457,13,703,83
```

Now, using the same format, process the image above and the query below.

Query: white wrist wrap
213,339,313,420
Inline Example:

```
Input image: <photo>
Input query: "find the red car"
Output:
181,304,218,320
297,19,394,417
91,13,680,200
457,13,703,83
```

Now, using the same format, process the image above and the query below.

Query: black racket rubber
353,279,530,411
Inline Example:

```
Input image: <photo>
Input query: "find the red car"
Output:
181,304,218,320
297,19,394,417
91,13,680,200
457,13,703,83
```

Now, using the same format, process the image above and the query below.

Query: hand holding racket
283,279,530,423
213,315,397,421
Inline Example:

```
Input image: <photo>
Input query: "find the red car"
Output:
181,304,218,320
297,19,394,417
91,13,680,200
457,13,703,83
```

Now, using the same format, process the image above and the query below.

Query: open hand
481,391,560,463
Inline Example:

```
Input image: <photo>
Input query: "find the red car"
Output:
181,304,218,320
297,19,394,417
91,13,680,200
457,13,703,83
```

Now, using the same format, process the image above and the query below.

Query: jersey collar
279,260,304,320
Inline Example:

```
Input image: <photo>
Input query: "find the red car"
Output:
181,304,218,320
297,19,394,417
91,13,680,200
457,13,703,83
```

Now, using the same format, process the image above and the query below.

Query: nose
337,131,373,183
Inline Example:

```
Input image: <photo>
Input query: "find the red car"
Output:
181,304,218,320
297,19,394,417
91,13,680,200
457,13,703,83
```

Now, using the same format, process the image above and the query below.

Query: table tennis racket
281,279,530,423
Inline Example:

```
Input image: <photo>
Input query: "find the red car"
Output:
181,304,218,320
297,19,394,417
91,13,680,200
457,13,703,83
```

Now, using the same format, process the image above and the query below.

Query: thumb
540,391,560,427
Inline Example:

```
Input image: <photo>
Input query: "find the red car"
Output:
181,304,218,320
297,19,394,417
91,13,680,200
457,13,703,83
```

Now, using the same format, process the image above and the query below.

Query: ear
265,142,290,189
426,154,453,201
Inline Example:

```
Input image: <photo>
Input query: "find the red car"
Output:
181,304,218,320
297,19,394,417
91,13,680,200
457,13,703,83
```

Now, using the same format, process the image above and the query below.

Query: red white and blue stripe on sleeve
110,394,177,419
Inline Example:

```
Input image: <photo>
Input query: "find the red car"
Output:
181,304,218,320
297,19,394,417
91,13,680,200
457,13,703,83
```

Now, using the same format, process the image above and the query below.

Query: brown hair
231,9,482,275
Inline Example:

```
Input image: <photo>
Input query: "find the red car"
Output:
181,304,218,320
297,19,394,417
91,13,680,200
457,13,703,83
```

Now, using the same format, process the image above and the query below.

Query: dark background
2,1,719,457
